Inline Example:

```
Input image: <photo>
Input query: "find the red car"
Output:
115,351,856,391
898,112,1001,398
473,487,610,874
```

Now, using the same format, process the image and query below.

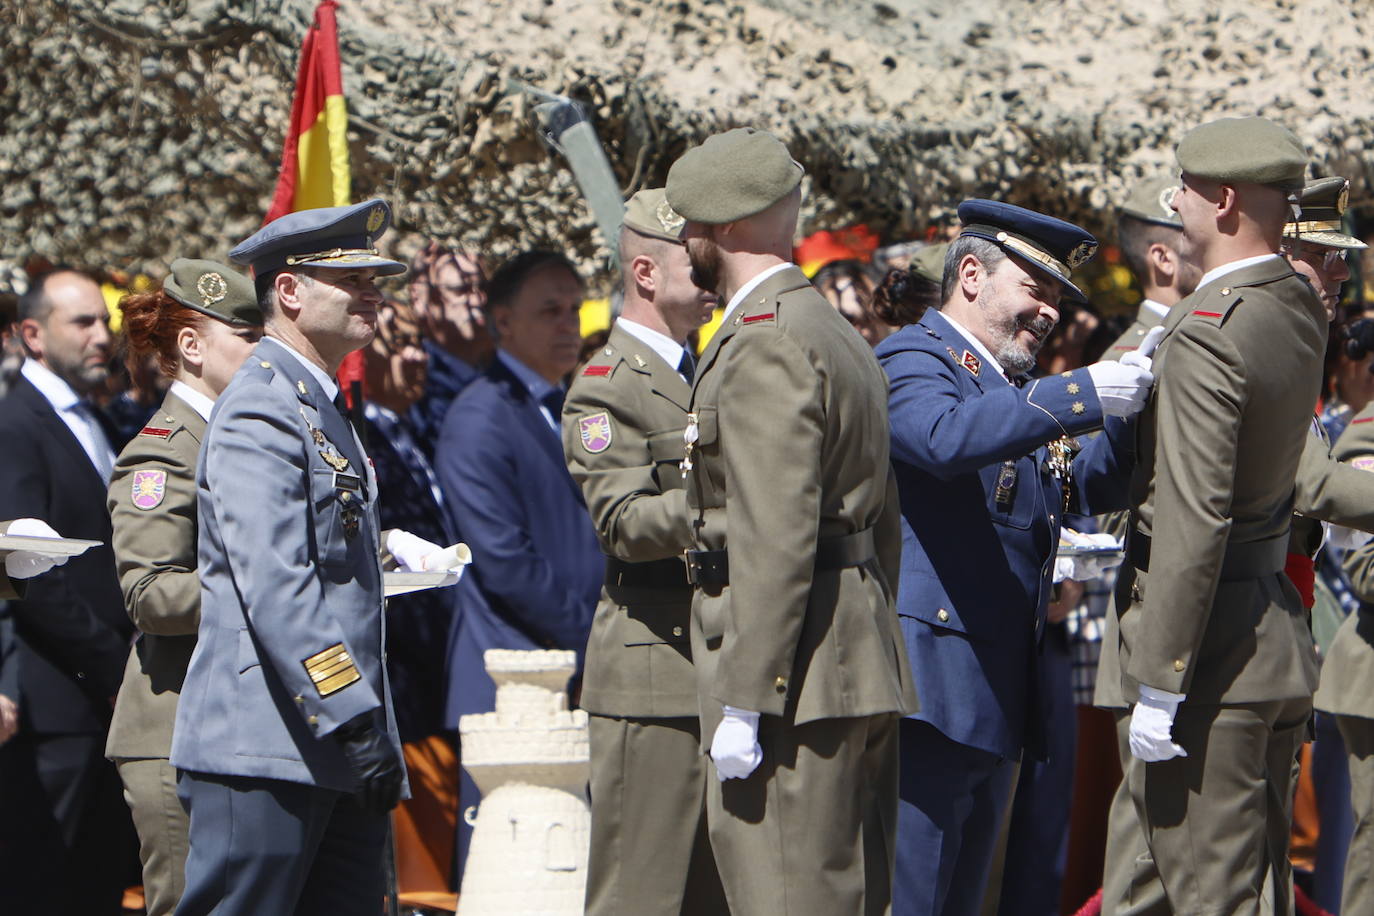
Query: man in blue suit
434,248,603,875
875,200,1157,915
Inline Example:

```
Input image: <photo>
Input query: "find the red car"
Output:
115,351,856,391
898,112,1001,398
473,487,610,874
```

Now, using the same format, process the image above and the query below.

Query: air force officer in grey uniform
172,201,410,916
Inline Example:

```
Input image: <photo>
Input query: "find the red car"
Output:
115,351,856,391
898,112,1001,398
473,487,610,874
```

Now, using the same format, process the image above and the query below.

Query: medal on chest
681,411,699,477
1046,436,1076,513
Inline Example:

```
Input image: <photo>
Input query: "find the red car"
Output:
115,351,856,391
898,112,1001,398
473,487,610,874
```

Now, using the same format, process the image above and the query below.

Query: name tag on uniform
333,472,362,493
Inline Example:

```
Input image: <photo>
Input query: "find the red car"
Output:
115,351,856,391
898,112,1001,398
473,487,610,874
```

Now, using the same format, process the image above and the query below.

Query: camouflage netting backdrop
3,0,1373,287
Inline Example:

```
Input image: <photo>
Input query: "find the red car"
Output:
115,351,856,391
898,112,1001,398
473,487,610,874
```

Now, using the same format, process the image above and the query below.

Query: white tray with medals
0,534,101,558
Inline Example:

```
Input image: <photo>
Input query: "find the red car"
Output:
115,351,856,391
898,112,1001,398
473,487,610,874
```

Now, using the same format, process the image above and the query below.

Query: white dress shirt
169,380,215,423
21,358,116,481
617,317,691,381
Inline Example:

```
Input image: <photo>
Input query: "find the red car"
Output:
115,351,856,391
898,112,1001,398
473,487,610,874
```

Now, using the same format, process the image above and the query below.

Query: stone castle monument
457,649,591,915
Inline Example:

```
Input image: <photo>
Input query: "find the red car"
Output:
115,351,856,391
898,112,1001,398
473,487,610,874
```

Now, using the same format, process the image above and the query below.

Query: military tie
678,350,696,384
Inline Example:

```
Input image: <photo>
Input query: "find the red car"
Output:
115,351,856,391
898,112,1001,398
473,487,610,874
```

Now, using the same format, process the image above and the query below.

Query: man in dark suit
0,268,139,915
875,202,1154,915
434,248,603,877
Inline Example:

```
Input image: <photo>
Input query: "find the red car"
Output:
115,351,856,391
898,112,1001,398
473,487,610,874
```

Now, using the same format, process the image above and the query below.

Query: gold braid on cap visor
284,247,381,266
988,231,1072,280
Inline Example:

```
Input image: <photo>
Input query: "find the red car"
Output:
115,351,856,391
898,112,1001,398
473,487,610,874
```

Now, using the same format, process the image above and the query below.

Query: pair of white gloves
384,530,471,577
1053,528,1123,584
3,518,69,580
1083,326,1166,418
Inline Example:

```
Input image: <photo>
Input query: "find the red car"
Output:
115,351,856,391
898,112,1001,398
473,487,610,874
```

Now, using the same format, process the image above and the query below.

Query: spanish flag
264,1,368,404
264,0,351,224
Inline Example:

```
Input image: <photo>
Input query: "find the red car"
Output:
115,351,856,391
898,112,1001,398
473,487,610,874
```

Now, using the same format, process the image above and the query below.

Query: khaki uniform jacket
1103,301,1168,360
685,265,917,733
105,391,203,760
1117,257,1326,704
562,322,697,717
1315,406,1374,717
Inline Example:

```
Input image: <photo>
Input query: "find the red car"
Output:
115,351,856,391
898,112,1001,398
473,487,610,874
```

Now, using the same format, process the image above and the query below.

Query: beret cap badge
656,200,685,236
196,271,228,306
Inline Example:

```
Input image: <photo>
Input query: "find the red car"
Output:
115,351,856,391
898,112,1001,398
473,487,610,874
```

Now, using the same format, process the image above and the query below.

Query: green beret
164,258,261,327
910,242,947,286
1120,177,1182,227
621,187,685,243
1284,176,1367,250
665,128,804,225
1176,117,1307,190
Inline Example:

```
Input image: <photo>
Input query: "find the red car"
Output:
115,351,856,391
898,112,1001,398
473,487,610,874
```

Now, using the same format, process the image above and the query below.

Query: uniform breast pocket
980,457,1037,530
690,407,723,495
647,429,687,490
311,468,361,568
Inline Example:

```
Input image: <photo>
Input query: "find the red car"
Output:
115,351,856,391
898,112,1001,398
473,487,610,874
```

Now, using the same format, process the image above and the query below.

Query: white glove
1052,528,1123,583
387,530,470,574
710,705,763,781
1128,685,1188,763
3,518,69,580
1086,360,1155,418
1327,524,1374,552
1119,326,1166,371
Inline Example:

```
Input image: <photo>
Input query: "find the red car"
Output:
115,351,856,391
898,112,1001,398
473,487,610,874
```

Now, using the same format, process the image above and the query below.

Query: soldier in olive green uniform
561,188,725,915
1109,118,1325,915
666,128,917,915
104,260,261,916
1100,176,1374,913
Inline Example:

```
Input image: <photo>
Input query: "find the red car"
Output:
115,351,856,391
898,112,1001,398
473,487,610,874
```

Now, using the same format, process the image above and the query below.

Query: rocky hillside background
2,0,1372,286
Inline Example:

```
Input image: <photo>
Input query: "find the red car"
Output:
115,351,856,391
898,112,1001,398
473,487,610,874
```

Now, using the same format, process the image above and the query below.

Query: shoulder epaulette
582,364,613,377
1187,285,1245,325
139,426,173,439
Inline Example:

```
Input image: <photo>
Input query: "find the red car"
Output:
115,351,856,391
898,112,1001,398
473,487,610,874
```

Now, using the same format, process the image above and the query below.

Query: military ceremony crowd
3,112,1374,916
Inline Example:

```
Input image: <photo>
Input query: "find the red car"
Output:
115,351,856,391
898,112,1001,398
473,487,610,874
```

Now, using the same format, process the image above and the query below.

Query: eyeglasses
1324,249,1350,271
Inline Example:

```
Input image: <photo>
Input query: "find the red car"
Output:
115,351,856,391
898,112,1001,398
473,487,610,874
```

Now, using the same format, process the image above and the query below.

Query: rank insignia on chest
578,412,613,454
320,449,350,472
994,460,1017,510
960,350,981,377
131,469,167,510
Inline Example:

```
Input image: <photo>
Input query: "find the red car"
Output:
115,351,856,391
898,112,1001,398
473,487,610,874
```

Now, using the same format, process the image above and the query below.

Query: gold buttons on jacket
308,715,319,726
937,609,950,623
1173,660,1185,672
774,676,787,693
672,626,684,637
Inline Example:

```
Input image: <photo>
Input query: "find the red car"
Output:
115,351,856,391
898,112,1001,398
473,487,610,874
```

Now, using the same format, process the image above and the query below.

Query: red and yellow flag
264,1,368,403
264,0,351,224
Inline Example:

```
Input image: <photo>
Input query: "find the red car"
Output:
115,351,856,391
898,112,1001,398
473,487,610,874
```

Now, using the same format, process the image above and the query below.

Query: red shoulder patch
138,426,173,438
742,313,775,324
582,365,612,377
1192,310,1223,318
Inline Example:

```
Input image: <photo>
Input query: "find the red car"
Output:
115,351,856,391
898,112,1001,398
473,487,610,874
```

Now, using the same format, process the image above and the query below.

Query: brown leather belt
604,556,690,591
1129,531,1288,581
685,528,876,588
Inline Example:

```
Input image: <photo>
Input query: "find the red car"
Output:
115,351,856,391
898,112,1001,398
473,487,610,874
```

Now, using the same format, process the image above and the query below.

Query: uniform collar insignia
960,350,981,377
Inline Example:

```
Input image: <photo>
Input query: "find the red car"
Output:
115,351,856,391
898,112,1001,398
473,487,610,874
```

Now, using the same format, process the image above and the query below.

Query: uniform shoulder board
741,312,776,325
582,364,614,377
1189,286,1244,324
139,425,173,439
